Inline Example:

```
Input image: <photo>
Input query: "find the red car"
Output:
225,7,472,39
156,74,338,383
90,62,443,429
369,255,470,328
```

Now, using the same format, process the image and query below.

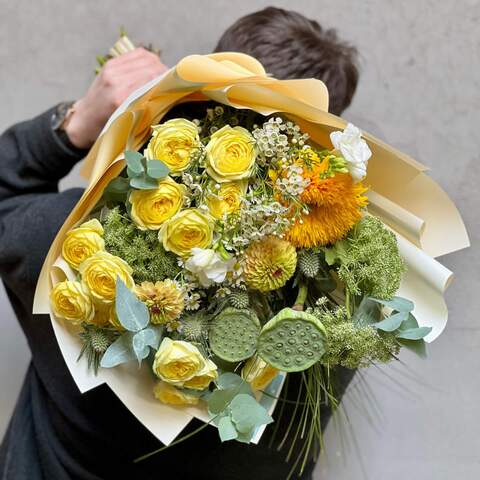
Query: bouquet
33,49,469,478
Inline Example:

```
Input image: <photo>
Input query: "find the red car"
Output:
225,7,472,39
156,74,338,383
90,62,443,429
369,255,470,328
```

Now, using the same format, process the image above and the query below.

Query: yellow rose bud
159,208,214,257
145,118,200,174
50,280,95,324
79,251,134,305
62,219,105,269
242,355,279,391
183,359,218,390
153,381,200,406
206,181,246,220
205,125,256,183
153,337,207,386
130,177,186,230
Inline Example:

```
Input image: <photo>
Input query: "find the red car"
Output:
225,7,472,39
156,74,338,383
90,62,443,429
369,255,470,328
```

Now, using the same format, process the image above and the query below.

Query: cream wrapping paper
33,52,469,446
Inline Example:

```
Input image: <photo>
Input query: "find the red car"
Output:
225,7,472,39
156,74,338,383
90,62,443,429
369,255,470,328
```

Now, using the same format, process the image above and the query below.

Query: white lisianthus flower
330,123,372,182
185,248,234,287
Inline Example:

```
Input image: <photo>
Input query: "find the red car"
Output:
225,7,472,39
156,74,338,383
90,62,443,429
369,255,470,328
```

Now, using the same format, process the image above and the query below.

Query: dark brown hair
214,7,359,115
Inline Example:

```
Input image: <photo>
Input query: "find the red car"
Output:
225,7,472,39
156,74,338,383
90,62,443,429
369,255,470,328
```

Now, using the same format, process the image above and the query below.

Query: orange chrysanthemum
286,161,368,248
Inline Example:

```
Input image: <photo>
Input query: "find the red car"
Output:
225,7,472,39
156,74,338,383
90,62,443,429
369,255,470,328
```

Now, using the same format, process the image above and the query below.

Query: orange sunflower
286,156,368,248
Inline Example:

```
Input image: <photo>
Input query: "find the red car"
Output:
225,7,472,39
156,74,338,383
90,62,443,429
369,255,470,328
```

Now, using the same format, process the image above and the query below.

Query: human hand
66,48,168,149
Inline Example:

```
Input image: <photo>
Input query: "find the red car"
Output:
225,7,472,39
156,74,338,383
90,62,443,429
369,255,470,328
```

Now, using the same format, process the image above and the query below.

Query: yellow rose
130,177,186,230
205,125,256,182
242,355,279,391
145,118,200,174
79,251,134,305
50,280,95,324
62,219,105,269
159,208,214,257
92,303,120,328
183,359,218,390
153,337,207,386
153,381,200,406
206,181,246,220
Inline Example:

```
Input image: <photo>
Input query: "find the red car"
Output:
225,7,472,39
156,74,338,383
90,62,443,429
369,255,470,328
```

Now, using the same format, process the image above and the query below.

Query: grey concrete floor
0,1,478,479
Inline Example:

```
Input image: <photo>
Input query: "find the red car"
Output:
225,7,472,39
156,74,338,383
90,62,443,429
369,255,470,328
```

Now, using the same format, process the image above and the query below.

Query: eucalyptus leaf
130,174,158,190
103,177,130,203
218,416,238,442
397,338,427,358
115,277,150,332
132,327,163,362
396,326,432,340
147,159,170,179
230,394,273,434
124,150,144,175
100,332,136,368
314,276,336,293
352,297,382,326
374,312,408,332
207,387,238,415
371,296,414,312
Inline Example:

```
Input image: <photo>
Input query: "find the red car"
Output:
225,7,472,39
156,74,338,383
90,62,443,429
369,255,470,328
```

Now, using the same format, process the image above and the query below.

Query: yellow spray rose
153,381,200,406
50,280,95,324
62,219,105,269
159,208,214,257
183,359,218,390
144,118,200,174
242,355,279,391
130,177,186,230
206,181,246,219
153,337,208,386
205,125,256,183
79,251,134,305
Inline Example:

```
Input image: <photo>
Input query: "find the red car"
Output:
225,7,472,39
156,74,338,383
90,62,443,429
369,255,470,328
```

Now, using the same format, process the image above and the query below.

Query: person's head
214,7,359,116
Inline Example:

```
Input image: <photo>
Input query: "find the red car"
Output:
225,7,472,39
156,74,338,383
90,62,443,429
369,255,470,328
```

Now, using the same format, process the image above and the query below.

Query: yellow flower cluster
51,219,134,330
133,120,258,257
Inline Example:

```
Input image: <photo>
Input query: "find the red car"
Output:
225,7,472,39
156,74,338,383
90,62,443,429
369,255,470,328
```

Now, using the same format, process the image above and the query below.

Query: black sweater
0,107,354,480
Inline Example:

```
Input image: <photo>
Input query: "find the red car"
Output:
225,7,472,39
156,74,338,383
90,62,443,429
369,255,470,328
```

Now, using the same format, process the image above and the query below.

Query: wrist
65,99,102,149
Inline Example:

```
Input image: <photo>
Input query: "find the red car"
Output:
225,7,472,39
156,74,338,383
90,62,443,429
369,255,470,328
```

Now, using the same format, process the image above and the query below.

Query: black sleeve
0,106,88,300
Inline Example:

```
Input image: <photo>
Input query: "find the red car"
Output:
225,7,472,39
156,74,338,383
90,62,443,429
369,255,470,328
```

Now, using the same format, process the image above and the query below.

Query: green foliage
312,305,400,369
101,279,163,367
125,150,169,190
102,207,180,283
325,216,407,300
206,373,273,444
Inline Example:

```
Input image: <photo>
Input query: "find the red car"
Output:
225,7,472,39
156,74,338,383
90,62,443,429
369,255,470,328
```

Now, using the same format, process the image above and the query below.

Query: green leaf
132,328,162,362
371,296,414,312
124,150,144,175
103,177,130,203
218,416,238,442
207,387,238,415
396,327,432,340
324,248,337,266
115,277,150,332
314,276,336,293
374,312,408,332
398,312,420,330
352,297,382,326
230,394,273,434
100,332,136,368
397,338,427,358
146,159,170,179
130,174,158,190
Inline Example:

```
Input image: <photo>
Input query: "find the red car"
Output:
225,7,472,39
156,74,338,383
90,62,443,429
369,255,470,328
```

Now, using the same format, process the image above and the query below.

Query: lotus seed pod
209,307,261,362
90,329,112,353
298,250,321,278
228,290,250,309
257,308,326,372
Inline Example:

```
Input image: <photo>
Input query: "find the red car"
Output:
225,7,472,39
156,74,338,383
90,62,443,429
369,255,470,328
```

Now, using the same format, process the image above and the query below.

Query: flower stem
293,282,308,311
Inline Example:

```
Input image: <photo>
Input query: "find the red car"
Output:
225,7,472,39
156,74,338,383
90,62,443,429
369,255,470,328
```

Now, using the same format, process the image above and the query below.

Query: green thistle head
298,250,321,278
228,290,250,309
